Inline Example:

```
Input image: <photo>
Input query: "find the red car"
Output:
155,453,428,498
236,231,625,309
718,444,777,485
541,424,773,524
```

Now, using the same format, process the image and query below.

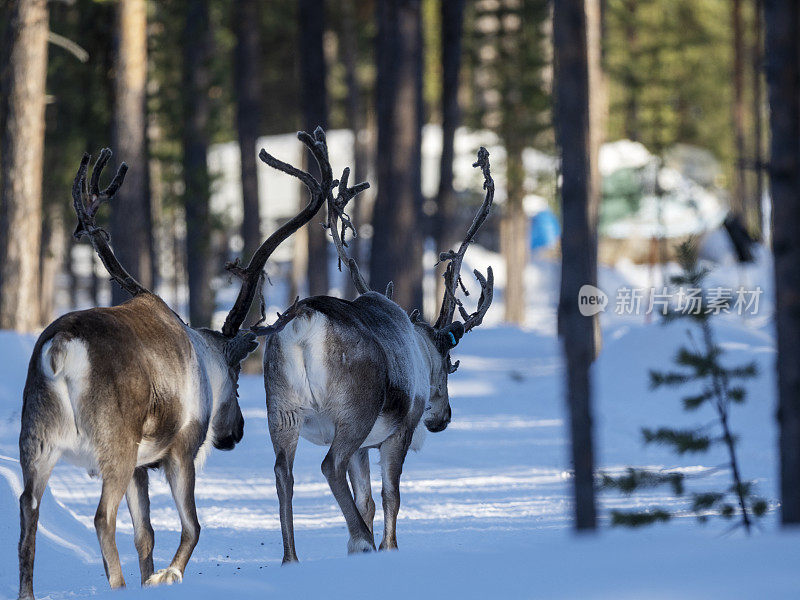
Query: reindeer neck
412,324,439,378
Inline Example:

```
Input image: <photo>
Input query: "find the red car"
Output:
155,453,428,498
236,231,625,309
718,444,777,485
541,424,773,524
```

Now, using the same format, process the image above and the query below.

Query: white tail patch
41,339,64,378
41,335,89,383
277,311,330,404
41,335,90,432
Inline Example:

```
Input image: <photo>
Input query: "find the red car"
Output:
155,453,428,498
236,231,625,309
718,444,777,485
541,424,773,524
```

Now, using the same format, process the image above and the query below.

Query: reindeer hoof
145,566,183,586
347,537,375,554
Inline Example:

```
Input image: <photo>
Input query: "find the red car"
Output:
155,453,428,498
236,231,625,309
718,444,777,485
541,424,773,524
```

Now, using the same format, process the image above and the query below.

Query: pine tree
111,0,152,305
604,241,767,532
465,0,550,325
182,0,214,327
554,0,599,531
0,0,49,331
298,0,330,298
604,0,736,167
370,0,424,310
764,0,800,526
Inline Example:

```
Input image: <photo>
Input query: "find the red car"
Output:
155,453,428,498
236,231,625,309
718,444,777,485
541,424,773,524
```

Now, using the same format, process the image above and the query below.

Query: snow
1,246,798,599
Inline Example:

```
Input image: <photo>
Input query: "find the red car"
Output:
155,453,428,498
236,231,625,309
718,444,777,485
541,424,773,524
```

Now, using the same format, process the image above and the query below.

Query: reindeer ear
437,321,465,352
448,322,465,346
225,331,259,366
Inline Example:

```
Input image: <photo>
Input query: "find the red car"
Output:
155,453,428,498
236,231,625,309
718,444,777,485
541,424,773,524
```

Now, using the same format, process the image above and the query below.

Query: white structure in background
207,126,557,263
599,140,728,240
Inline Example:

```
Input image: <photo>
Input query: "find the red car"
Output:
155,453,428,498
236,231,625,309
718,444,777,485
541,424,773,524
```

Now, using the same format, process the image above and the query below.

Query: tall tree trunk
764,0,800,525
731,0,747,221
370,0,423,310
434,0,465,307
554,0,599,531
235,0,263,324
38,208,65,323
234,0,262,263
182,0,214,327
147,122,162,292
298,0,329,297
0,0,48,331
341,0,368,299
752,0,765,239
171,209,184,313
90,256,100,306
111,0,151,305
67,237,78,309
587,0,605,354
502,145,528,324
145,109,158,291
622,0,639,141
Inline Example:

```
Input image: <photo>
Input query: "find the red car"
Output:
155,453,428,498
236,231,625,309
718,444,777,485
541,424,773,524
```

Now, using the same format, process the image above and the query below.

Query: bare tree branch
47,31,88,62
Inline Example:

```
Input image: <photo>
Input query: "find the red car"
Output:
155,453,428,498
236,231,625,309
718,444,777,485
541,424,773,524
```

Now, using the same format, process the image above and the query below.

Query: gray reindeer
17,144,327,599
261,132,495,562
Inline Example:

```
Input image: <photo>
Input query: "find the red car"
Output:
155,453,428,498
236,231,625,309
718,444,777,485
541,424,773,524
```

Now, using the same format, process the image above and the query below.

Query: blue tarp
530,209,560,249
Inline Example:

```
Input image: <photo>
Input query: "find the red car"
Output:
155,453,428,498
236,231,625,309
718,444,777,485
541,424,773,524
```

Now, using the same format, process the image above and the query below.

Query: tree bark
90,256,100,307
0,0,48,331
370,0,424,311
111,0,151,305
496,0,533,326
182,0,215,327
752,0,765,239
434,0,465,308
622,0,639,141
298,0,330,297
341,0,368,299
234,0,262,263
764,0,800,525
67,238,78,309
38,208,65,324
234,0,263,324
587,0,605,355
731,0,747,223
554,0,599,531
502,145,528,324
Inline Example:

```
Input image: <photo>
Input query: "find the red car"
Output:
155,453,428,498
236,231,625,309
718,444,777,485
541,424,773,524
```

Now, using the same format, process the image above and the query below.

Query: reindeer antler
250,296,303,337
71,149,147,298
434,147,495,333
222,127,362,337
326,165,371,294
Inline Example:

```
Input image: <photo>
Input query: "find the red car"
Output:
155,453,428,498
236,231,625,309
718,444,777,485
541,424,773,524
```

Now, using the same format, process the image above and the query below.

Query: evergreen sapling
603,241,767,531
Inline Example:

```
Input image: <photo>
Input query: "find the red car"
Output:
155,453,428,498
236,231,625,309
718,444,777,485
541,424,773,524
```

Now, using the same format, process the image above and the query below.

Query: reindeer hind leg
18,438,59,600
322,425,377,555
268,407,301,564
378,424,414,551
95,453,136,589
126,467,155,584
348,448,375,535
147,447,200,586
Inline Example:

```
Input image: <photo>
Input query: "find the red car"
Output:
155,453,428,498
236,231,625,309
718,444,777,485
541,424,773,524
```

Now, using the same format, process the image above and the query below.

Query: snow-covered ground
1,245,798,599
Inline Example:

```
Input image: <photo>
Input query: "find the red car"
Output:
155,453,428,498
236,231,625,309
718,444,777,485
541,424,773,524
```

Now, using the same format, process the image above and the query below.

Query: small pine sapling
603,241,767,532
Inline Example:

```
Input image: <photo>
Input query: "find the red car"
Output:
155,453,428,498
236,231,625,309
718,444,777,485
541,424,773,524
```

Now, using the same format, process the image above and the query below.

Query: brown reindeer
261,137,495,562
17,135,338,598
